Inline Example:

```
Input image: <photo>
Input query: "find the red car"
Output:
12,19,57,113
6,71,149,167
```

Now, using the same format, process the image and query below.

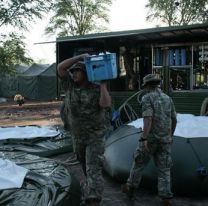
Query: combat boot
161,198,171,206
121,183,135,199
85,198,101,206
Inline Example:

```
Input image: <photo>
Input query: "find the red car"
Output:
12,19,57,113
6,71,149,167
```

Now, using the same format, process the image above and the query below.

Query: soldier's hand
80,53,90,59
100,80,107,85
140,140,149,152
143,140,149,152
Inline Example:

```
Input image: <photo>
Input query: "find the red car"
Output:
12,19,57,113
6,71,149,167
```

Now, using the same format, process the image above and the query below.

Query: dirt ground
0,98,208,206
0,98,62,127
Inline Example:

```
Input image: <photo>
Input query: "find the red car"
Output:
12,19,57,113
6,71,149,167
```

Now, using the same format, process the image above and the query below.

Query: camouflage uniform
127,88,176,199
62,73,107,201
60,74,72,130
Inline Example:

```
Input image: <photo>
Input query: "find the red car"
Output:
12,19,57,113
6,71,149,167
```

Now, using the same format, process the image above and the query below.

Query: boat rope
118,90,146,110
114,90,146,128
187,139,208,176
200,97,208,116
105,129,143,147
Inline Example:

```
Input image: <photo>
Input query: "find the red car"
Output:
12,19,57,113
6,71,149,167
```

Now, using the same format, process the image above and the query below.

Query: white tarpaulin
0,158,28,189
0,126,60,140
128,113,208,138
0,97,7,103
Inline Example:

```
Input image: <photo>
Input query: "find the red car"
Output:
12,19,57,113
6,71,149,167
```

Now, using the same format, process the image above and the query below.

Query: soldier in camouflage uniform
122,74,177,206
58,54,111,206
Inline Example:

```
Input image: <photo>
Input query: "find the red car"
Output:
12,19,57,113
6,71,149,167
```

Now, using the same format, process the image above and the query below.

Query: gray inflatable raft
104,124,208,195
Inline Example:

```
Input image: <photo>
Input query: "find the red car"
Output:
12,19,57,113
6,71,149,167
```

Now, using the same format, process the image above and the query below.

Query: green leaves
146,0,208,26
0,33,33,75
0,0,52,75
45,0,112,37
0,0,52,30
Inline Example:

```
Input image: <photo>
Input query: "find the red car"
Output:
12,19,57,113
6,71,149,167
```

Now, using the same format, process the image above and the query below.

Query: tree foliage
45,0,112,37
0,0,52,30
0,33,33,75
146,0,208,26
0,0,52,74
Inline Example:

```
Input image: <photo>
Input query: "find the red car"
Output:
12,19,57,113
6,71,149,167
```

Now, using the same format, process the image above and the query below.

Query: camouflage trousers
72,128,105,201
127,141,173,199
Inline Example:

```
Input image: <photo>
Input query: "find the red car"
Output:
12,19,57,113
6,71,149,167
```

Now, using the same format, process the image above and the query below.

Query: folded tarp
0,126,59,140
0,151,81,206
0,126,73,157
128,113,208,138
0,97,7,103
0,158,28,189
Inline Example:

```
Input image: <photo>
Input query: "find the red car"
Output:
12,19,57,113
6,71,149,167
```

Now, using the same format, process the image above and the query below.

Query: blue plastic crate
84,53,117,81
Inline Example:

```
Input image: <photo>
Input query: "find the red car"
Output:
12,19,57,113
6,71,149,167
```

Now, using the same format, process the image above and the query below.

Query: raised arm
99,82,111,108
57,53,89,78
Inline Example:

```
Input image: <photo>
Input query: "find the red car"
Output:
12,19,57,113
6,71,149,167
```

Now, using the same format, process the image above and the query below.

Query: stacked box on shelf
155,48,163,66
181,48,186,65
199,45,208,62
169,49,175,65
169,48,187,66
175,49,180,65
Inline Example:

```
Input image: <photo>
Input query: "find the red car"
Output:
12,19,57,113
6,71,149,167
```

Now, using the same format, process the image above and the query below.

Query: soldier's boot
121,183,135,199
161,198,172,206
85,198,101,206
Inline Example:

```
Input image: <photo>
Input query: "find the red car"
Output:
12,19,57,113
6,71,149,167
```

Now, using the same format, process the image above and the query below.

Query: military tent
0,64,30,97
0,63,57,100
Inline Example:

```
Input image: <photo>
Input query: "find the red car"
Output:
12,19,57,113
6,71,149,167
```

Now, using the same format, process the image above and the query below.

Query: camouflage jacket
62,72,106,132
141,88,176,142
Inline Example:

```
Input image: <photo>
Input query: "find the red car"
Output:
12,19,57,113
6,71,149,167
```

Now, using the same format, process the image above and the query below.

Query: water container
175,49,180,65
85,53,117,81
169,49,174,65
155,48,162,66
181,48,186,65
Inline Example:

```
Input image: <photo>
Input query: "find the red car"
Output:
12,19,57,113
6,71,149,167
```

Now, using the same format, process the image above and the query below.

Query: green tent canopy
0,63,57,100
0,64,30,97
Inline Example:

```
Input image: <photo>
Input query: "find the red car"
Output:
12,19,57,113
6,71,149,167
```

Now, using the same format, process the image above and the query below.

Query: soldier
58,54,111,206
121,74,177,206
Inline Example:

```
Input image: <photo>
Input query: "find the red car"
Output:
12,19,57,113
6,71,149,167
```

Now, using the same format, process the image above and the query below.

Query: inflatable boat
104,114,208,195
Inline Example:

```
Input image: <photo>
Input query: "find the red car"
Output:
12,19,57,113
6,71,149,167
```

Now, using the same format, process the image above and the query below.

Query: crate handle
90,56,104,61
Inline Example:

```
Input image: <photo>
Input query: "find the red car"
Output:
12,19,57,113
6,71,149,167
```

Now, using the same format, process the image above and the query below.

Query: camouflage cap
142,74,161,86
70,61,86,73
